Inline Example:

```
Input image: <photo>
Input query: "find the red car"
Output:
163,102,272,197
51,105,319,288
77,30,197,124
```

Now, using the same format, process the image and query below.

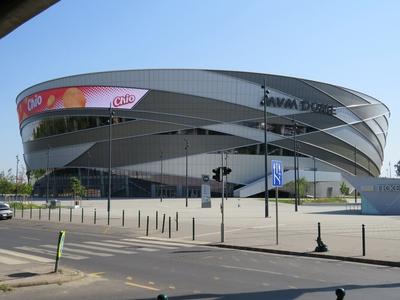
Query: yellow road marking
89,272,105,277
126,276,133,280
125,282,160,291
169,285,176,290
148,281,155,285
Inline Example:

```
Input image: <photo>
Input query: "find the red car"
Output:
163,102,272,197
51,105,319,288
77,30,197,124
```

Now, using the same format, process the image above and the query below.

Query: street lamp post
354,145,357,204
46,147,50,203
160,151,163,202
184,139,189,207
313,156,317,201
293,121,298,212
262,79,269,218
87,151,91,199
108,105,114,225
15,155,19,201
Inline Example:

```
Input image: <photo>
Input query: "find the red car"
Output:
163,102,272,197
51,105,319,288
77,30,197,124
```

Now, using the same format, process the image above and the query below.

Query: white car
0,202,12,220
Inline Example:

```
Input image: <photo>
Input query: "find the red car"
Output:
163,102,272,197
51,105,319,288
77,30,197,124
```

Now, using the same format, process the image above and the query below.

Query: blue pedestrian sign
272,160,283,187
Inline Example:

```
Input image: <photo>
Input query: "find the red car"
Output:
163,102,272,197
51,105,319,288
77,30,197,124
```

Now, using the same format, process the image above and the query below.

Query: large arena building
16,69,390,198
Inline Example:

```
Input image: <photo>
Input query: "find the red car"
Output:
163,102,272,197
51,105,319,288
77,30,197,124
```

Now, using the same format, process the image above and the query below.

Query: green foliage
32,169,46,180
284,177,308,197
340,181,350,196
9,202,44,209
0,169,32,195
70,177,86,198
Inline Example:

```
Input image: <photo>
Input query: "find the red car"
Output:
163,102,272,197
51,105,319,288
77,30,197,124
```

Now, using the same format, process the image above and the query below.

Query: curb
209,244,400,268
1,270,85,289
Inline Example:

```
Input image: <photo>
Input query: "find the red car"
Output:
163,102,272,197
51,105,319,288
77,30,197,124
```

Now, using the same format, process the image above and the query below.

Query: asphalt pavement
1,219,399,299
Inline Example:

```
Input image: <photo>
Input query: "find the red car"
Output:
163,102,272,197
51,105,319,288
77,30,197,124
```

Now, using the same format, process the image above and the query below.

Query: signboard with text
272,160,283,187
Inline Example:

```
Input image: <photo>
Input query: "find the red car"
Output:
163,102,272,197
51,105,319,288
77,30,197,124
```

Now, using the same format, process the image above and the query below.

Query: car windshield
0,205,9,210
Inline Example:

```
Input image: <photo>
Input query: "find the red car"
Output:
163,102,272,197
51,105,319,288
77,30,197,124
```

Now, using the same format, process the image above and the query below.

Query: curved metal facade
16,69,390,197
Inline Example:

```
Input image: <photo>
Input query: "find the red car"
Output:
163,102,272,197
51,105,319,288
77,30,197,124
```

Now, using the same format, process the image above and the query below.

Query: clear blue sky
0,0,399,176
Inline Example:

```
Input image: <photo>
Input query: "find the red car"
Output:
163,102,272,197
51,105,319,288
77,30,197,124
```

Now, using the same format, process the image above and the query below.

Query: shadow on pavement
134,282,400,300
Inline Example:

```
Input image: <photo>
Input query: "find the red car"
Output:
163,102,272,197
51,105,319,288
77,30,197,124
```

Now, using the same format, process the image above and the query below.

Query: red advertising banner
17,86,149,125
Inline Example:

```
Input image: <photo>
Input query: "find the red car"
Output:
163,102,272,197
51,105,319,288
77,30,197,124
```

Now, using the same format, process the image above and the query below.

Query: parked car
0,202,12,220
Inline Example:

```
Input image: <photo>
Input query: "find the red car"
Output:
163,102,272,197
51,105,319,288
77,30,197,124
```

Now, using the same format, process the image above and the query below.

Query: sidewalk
12,198,400,266
0,263,84,290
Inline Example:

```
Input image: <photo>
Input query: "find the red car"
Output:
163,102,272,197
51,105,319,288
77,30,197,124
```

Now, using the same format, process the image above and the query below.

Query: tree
395,161,400,177
284,177,309,198
70,177,86,199
340,181,350,196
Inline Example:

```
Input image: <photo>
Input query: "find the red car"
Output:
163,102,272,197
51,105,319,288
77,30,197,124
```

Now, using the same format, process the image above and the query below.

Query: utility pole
184,139,189,207
262,79,269,218
313,156,316,201
293,120,298,212
221,152,224,242
160,151,163,202
46,147,50,203
15,155,19,201
108,105,114,225
354,145,357,204
225,152,228,201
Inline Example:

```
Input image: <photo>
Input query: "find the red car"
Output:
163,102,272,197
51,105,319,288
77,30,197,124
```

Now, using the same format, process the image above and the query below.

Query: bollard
156,211,158,230
49,207,51,221
168,216,171,238
315,222,328,252
192,218,195,241
94,209,97,224
81,207,84,223
30,206,32,219
13,205,16,218
162,213,166,233
146,216,149,236
21,205,24,218
138,210,141,228
59,206,61,222
107,210,110,226
362,224,366,256
335,288,346,300
122,210,125,227
39,207,41,220
69,207,72,222
176,212,178,231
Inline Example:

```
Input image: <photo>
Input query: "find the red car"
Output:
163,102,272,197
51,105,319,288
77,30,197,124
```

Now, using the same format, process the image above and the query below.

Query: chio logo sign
27,95,43,112
113,94,135,107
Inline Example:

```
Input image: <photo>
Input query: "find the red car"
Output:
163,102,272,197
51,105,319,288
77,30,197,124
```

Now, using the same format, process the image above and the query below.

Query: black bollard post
335,288,346,300
69,207,72,222
122,210,125,227
146,216,149,236
192,218,195,241
22,205,24,218
138,210,141,228
13,205,16,218
48,207,51,221
168,216,171,238
156,211,158,230
81,207,84,223
162,213,166,233
39,207,41,220
362,224,366,256
176,212,178,231
30,206,32,219
59,206,61,222
318,222,321,240
94,208,97,224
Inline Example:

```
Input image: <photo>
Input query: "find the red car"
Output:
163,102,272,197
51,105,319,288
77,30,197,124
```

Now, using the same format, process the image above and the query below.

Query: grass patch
9,202,45,210
0,283,12,292
273,197,347,204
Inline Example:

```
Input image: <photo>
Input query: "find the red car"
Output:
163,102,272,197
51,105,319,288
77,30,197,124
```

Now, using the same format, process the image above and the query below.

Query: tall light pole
46,147,50,203
184,139,189,207
108,105,114,225
15,155,19,201
293,120,298,212
87,151,91,199
296,143,300,206
261,79,269,218
160,151,163,202
354,145,357,204
313,156,316,201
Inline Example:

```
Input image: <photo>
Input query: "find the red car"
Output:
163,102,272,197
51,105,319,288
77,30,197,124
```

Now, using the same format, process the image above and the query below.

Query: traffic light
212,167,221,182
223,167,232,175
